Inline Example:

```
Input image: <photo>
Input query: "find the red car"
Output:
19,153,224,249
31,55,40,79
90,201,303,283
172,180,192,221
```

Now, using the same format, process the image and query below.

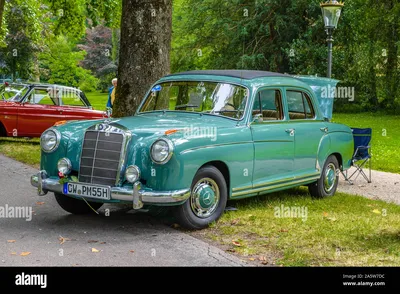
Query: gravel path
338,167,400,205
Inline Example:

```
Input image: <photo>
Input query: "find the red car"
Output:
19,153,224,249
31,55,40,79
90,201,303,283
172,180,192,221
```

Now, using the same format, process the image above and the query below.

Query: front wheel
308,155,339,198
174,166,227,230
54,193,103,214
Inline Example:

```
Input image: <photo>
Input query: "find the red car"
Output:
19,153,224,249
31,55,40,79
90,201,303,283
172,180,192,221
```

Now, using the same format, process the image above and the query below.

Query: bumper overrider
30,171,190,209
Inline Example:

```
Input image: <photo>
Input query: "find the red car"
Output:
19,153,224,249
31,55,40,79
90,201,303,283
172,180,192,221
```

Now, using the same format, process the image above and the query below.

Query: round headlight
125,165,140,183
57,158,72,175
150,138,174,164
40,129,61,153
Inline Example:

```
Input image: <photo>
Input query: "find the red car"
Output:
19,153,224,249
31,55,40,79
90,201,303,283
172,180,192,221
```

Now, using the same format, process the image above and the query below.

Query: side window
61,90,86,107
27,89,56,105
303,93,315,118
287,91,315,120
252,89,283,120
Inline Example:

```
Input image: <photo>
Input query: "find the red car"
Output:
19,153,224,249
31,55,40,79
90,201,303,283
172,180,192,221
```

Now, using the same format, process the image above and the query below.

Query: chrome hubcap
190,178,220,218
324,163,337,193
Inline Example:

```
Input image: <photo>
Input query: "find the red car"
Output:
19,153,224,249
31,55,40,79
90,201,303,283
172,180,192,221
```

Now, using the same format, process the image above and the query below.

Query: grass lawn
0,137,40,168
193,188,400,266
332,113,400,174
86,91,108,111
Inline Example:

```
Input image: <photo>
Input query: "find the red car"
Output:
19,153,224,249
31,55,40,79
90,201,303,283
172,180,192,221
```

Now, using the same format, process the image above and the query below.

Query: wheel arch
331,152,343,170
199,160,230,197
0,120,7,137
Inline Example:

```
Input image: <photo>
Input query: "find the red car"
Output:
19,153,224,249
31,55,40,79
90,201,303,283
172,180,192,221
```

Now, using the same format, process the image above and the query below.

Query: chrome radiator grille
79,130,124,186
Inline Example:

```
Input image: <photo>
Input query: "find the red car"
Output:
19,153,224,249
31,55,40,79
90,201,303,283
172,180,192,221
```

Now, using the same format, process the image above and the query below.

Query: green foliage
172,0,400,113
0,0,42,79
44,0,122,40
172,0,323,73
78,25,119,92
39,35,99,90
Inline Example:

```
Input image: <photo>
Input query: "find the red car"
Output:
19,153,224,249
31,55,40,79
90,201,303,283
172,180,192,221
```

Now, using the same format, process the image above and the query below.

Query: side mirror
252,113,263,123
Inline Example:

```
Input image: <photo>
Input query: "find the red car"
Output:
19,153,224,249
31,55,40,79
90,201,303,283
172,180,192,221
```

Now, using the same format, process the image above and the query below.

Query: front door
17,88,62,137
250,88,294,187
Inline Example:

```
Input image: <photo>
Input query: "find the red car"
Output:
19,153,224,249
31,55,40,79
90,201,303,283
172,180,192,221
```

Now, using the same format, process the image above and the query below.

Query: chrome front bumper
31,171,190,209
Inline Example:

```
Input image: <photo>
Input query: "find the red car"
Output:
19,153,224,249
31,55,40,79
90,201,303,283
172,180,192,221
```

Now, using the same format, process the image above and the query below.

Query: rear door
283,89,327,177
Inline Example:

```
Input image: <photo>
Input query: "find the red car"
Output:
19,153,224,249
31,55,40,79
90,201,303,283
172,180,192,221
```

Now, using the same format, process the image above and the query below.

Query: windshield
139,81,249,120
0,85,29,102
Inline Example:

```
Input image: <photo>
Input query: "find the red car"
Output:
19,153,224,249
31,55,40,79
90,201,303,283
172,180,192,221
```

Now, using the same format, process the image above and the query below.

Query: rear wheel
174,166,227,229
308,155,339,198
54,193,103,214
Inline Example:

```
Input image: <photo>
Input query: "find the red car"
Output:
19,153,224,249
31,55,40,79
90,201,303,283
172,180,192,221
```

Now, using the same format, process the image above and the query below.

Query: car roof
4,83,82,92
166,70,293,80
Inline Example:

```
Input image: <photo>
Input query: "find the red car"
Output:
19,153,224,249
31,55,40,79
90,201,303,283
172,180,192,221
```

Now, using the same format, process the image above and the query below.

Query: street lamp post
320,1,344,78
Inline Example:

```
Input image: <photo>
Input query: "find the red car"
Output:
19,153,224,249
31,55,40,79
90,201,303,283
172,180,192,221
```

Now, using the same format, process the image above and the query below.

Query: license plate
63,182,111,200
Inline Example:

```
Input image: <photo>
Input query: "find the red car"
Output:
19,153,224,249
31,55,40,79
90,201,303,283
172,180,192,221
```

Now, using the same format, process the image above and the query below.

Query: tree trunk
381,0,399,111
0,0,5,29
367,41,379,110
113,0,172,117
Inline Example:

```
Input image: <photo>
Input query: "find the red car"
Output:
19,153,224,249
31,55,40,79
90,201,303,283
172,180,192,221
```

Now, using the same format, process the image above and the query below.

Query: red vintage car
0,83,106,137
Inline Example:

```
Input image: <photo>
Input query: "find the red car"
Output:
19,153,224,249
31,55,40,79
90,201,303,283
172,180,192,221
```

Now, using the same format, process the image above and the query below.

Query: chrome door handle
320,127,328,133
285,129,295,136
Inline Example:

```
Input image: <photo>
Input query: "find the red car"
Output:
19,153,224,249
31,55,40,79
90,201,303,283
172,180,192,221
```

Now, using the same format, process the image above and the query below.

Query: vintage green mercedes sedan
31,70,353,229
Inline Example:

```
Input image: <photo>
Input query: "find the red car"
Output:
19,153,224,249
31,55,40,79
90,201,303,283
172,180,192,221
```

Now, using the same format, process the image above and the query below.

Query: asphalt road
0,155,245,266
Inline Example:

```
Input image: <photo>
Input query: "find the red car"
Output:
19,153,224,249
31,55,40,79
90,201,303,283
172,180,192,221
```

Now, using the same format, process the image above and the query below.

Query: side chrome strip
232,174,320,197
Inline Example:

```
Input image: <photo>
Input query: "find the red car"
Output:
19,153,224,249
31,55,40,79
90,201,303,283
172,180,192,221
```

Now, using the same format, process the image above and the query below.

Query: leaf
323,212,329,217
20,252,31,256
91,248,100,253
327,217,337,222
11,252,17,255
232,240,242,247
100,242,106,244
259,256,267,261
129,250,135,253
7,240,16,243
279,228,288,232
36,202,45,205
59,236,70,245
88,240,98,243
248,258,255,261
372,209,381,214
231,218,240,225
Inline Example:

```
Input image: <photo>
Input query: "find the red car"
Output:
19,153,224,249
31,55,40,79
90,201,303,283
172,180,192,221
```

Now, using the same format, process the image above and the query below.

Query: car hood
107,112,237,134
57,111,239,140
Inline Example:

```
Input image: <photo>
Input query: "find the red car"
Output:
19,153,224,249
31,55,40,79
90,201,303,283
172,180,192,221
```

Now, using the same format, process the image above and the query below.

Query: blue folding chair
342,128,372,184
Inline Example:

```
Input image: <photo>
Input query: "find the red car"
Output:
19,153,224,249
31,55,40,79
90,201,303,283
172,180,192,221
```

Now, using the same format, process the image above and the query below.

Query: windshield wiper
175,104,199,110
